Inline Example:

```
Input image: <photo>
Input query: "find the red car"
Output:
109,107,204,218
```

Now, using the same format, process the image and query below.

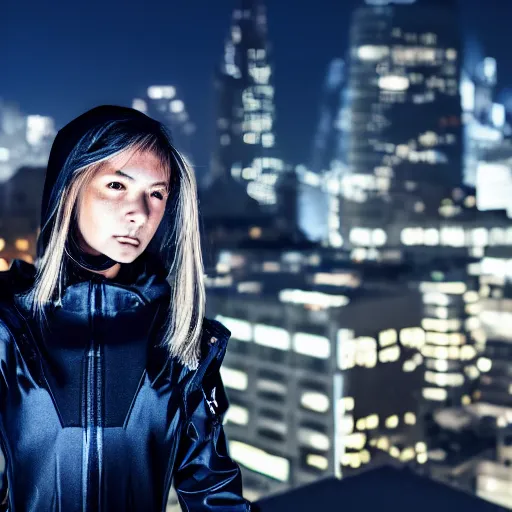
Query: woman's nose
126,197,150,226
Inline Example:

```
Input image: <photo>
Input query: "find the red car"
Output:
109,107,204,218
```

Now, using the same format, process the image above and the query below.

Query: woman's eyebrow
114,169,169,188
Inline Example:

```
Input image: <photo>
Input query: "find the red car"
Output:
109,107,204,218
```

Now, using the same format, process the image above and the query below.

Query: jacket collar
5,259,232,391
10,253,171,312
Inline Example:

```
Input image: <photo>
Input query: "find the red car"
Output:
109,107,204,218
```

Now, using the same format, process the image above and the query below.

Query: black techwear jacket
0,106,252,511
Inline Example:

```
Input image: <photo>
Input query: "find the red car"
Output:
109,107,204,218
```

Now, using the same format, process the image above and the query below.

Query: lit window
340,396,354,412
229,441,289,482
0,148,10,162
399,327,425,348
249,226,262,239
372,228,387,246
419,282,467,294
170,99,184,113
379,75,409,91
300,391,329,413
243,132,257,144
422,387,448,401
147,85,176,99
298,428,330,451
262,133,274,147
385,415,399,429
400,448,415,462
231,25,241,43
477,357,492,372
214,315,252,342
131,98,147,113
446,48,457,60
225,405,249,426
357,45,390,61
377,437,390,451
424,228,440,246
366,414,379,430
379,329,397,347
280,289,349,308
405,412,416,425
306,454,328,470
256,379,287,395
220,367,248,391
15,239,29,251
344,432,366,450
417,452,428,464
293,332,330,359
379,345,400,363
254,324,290,351
390,446,400,458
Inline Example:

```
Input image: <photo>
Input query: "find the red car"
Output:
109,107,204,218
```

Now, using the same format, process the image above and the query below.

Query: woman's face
75,149,170,263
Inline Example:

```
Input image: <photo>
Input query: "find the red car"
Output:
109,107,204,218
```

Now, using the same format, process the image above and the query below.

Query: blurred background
2,0,512,509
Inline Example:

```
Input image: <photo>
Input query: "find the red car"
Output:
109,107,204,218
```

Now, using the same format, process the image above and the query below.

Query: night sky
1,0,511,172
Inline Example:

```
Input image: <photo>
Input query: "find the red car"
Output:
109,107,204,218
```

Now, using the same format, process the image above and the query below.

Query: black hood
37,104,177,265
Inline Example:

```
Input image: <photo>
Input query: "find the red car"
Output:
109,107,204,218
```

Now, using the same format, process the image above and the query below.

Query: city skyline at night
3,1,512,510
2,0,512,170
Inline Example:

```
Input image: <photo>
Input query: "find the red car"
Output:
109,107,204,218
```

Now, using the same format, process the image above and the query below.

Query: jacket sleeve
173,367,252,511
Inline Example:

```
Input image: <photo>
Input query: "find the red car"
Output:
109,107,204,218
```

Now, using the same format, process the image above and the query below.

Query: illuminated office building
408,249,481,415
310,59,348,175
341,0,463,247
476,145,512,220
461,57,507,187
306,59,349,245
470,246,512,509
201,248,430,500
332,178,512,260
209,0,284,209
421,245,512,509
296,165,332,243
132,86,196,161
475,246,512,409
472,57,498,123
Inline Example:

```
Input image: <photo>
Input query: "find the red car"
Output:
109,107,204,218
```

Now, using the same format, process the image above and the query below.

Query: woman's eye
107,182,165,201
152,191,165,200
107,182,125,191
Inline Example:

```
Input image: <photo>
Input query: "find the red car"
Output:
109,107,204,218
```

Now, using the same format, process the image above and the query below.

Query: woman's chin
109,247,142,264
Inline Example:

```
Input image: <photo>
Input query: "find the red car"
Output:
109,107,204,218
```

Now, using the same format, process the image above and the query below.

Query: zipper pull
205,386,218,415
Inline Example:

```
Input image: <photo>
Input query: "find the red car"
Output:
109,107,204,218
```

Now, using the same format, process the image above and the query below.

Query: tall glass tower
341,0,463,245
310,58,348,175
210,0,284,210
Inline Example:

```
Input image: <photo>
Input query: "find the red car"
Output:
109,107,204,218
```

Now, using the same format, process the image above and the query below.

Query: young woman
0,105,252,511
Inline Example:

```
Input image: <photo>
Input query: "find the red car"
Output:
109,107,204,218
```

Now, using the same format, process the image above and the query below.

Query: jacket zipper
83,282,104,512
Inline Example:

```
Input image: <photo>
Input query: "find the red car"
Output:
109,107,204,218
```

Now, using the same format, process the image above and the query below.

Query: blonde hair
30,135,206,371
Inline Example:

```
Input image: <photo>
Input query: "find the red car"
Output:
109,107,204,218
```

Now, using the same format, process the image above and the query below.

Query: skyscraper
132,86,196,162
0,99,55,182
209,0,283,209
341,0,463,246
310,58,348,175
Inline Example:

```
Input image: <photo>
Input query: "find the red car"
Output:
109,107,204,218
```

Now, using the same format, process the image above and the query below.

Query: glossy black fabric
0,257,251,511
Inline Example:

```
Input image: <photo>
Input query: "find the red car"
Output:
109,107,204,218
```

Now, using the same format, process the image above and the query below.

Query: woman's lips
115,236,140,247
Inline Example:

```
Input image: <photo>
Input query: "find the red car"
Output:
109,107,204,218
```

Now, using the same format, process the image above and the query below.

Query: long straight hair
29,127,206,371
